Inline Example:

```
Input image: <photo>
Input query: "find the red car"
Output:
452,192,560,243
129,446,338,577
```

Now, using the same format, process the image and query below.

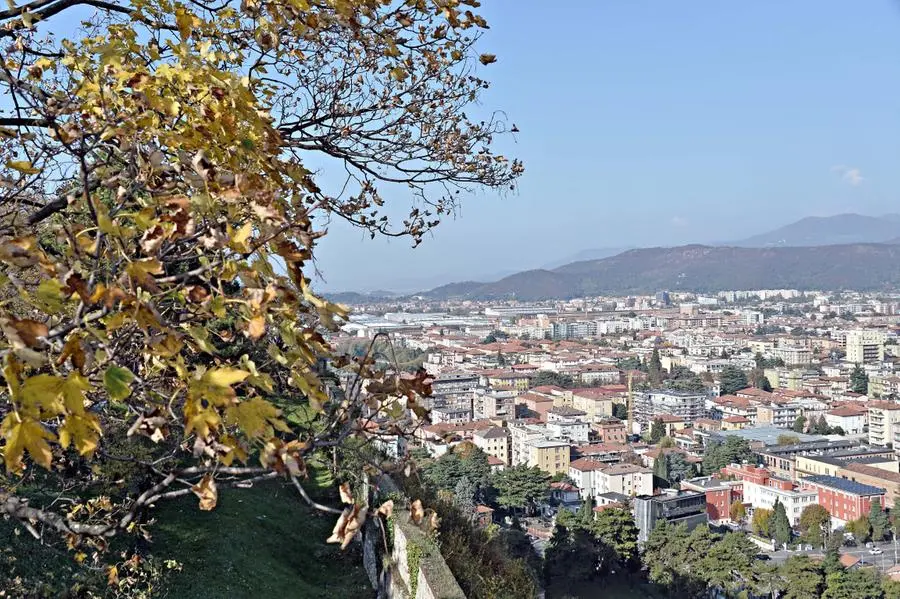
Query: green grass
149,479,373,598
0,478,373,598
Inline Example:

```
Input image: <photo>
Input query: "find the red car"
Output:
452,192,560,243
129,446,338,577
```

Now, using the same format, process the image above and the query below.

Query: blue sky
312,1,900,292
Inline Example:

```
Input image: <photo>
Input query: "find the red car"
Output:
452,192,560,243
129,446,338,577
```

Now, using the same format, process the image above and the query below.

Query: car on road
870,547,884,555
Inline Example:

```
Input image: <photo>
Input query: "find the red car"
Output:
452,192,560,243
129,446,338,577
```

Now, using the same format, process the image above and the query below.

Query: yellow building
572,392,614,423
473,426,511,465
794,455,843,478
721,416,750,431
526,439,571,476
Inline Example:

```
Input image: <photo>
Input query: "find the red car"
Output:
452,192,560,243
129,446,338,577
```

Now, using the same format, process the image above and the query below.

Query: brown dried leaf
191,473,218,511
410,499,424,524
339,482,353,505
1,317,48,349
246,314,266,340
376,499,393,519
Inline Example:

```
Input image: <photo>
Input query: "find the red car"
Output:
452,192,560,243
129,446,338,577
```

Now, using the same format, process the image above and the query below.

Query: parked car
870,548,883,555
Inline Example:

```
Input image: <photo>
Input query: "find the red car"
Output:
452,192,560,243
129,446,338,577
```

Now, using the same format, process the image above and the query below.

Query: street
768,539,900,572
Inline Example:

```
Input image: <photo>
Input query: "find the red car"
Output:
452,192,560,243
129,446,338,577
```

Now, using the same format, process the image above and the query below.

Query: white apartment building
569,459,653,501
742,479,818,526
845,329,887,364
774,346,812,367
546,419,590,444
869,401,900,447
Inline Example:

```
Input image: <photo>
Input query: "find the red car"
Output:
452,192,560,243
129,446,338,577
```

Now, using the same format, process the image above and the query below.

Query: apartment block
868,401,900,447
845,329,887,364
472,426,511,465
526,439,570,475
634,390,706,429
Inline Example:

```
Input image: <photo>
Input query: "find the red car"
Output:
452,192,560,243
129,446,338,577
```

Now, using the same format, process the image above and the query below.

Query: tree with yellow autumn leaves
0,0,519,578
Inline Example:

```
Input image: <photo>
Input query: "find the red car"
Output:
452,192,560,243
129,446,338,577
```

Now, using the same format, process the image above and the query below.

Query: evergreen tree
869,497,889,541
772,500,792,546
650,418,666,444
666,452,694,483
793,414,807,433
780,555,825,599
648,348,663,386
653,452,669,484
810,415,829,435
850,364,869,395
719,365,749,395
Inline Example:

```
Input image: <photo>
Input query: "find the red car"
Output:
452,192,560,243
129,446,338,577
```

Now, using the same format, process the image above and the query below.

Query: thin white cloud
670,216,689,227
831,165,864,186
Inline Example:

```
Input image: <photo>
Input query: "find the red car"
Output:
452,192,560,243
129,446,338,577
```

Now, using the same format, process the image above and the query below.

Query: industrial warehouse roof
802,475,886,497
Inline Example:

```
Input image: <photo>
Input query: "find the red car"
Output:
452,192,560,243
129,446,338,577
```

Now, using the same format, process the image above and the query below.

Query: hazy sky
313,1,900,292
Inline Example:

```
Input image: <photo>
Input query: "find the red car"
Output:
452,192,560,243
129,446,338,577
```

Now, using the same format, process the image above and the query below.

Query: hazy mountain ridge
420,243,900,300
731,213,900,247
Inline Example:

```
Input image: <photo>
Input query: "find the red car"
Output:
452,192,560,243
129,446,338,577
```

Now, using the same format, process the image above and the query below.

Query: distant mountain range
328,213,900,302
730,213,900,247
419,243,900,301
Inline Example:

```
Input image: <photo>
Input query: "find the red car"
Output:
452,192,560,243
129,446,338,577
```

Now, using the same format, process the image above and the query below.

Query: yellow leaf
107,565,118,586
34,278,66,313
224,397,285,438
389,67,407,81
230,222,252,247
0,414,56,471
203,367,249,387
191,473,218,511
246,314,266,340
175,6,193,41
20,373,65,417
6,160,40,175
410,499,424,524
59,413,101,457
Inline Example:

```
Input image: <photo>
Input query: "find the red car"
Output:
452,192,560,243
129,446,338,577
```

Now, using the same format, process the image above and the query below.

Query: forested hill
420,243,900,300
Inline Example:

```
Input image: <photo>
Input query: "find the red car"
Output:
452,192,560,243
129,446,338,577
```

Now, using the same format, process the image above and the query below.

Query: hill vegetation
421,243,900,300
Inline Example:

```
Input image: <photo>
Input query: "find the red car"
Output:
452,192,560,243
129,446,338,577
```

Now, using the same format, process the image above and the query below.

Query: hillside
732,213,900,247
422,243,900,300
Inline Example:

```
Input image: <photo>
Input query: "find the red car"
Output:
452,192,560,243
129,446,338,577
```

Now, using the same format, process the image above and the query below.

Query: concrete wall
389,510,466,599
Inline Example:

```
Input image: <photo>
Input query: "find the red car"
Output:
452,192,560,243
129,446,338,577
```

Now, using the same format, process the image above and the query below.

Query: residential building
773,346,812,367
634,390,707,429
868,401,900,447
845,330,887,364
681,476,743,524
472,388,516,421
722,463,817,525
825,405,867,435
800,475,886,526
546,419,590,444
525,439,571,475
571,388,616,423
758,439,868,480
634,491,708,543
722,416,750,431
755,401,802,429
568,460,653,501
838,463,900,508
472,427,510,465
508,422,547,466
593,417,627,444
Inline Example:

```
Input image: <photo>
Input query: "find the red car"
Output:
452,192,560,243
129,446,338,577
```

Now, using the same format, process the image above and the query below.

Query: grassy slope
0,479,373,598
150,479,373,599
